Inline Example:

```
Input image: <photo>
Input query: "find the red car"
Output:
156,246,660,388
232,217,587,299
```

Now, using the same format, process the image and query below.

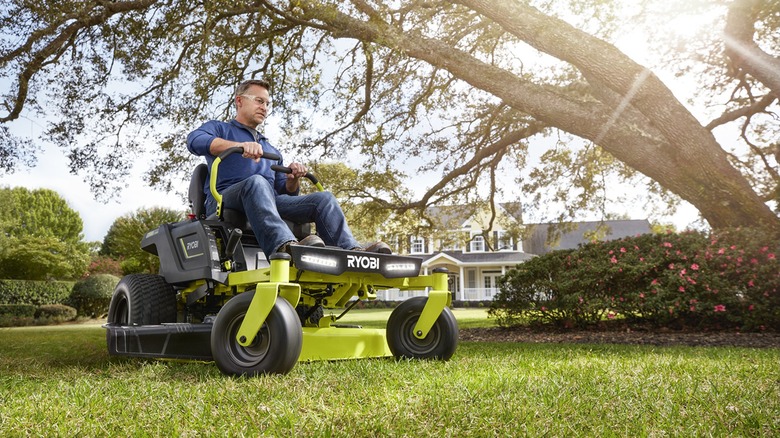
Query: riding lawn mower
103,147,458,376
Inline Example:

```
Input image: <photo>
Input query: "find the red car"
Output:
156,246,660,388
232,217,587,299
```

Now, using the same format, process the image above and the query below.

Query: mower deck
105,322,392,363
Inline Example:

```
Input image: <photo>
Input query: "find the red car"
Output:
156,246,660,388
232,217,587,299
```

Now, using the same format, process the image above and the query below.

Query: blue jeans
206,175,359,258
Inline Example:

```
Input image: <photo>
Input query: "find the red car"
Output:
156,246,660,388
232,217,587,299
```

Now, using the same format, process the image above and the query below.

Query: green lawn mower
104,147,458,376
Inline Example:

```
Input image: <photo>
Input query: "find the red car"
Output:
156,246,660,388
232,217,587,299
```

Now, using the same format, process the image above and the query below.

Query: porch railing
374,288,498,302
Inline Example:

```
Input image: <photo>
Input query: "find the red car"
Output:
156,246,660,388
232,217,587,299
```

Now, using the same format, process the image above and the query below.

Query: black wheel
211,292,303,376
107,274,177,325
387,297,458,360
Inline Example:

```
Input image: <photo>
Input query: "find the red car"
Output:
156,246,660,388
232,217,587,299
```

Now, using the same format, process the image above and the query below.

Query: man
187,79,390,258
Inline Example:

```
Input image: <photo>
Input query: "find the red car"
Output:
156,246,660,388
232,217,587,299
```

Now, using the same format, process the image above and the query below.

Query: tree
0,187,89,279
1,1,778,234
101,207,184,274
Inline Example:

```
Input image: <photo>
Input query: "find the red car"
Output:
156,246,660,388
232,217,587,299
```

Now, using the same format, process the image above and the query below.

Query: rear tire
106,274,177,325
211,292,303,376
386,297,458,360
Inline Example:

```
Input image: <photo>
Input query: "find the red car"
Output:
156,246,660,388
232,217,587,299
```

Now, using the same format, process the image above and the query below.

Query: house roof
419,250,535,266
425,202,522,228
523,219,652,255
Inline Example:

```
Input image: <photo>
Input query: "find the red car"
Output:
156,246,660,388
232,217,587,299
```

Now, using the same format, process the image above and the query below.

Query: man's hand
208,138,266,162
238,141,264,162
286,162,307,192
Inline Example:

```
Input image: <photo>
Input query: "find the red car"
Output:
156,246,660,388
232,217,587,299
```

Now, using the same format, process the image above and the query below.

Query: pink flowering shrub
490,228,779,331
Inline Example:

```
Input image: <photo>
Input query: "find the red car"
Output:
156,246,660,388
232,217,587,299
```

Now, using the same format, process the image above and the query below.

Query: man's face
235,85,271,127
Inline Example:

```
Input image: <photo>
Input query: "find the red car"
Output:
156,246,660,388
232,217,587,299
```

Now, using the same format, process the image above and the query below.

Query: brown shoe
353,241,392,254
297,234,325,247
276,235,325,255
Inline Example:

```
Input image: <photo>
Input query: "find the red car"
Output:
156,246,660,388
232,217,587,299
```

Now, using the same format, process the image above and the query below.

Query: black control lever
225,228,243,259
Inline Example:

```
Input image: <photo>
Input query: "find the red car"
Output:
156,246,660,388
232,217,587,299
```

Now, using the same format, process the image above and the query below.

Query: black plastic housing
140,220,250,285
105,323,213,361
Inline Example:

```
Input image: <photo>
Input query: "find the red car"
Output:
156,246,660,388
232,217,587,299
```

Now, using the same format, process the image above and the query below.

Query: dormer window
411,237,425,254
470,235,485,252
498,231,513,251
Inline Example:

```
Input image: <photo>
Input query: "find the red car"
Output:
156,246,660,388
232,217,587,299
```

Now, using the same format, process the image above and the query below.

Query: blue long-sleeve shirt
186,119,297,202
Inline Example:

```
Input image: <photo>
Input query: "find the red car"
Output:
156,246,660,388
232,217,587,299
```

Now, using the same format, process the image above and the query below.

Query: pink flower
713,304,726,312
663,242,673,248
718,248,725,254
610,256,618,264
669,263,675,270
620,247,627,253
607,312,616,319
678,286,685,293
690,306,696,312
639,293,645,299
769,253,776,260
748,305,755,311
540,306,547,312
651,279,659,285
748,280,754,287
691,263,699,271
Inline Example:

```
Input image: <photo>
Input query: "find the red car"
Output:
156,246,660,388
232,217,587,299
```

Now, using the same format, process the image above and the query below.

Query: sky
0,4,717,243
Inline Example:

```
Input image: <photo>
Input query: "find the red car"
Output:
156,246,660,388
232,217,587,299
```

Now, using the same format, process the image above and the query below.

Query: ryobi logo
347,254,379,270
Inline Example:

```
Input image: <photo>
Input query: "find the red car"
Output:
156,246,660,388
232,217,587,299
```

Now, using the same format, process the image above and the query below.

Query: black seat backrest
187,163,312,240
188,163,208,219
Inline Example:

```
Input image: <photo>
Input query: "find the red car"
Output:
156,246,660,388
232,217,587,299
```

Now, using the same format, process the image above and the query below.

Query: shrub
34,304,77,323
87,255,124,277
492,228,779,331
67,274,120,318
0,304,37,327
0,304,37,318
0,280,74,306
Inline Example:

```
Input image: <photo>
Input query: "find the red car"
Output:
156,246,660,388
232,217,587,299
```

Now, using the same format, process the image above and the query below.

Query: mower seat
188,163,311,240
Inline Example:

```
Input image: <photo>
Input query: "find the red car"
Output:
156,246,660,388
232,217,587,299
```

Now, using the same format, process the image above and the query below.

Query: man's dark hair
236,79,271,96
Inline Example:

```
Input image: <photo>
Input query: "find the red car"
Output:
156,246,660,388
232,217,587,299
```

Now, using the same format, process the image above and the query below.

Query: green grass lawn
1,310,778,436
337,307,495,329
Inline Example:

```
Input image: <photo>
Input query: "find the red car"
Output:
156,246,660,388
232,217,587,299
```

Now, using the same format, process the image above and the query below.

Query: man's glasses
240,94,272,108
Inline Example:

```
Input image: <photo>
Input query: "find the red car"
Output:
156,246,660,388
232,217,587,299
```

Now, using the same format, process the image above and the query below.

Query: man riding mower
104,147,458,376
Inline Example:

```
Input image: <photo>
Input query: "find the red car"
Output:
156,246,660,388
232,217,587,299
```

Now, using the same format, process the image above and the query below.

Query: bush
87,255,124,277
491,228,779,331
0,280,74,306
0,304,37,318
0,304,37,327
67,274,120,318
34,304,77,323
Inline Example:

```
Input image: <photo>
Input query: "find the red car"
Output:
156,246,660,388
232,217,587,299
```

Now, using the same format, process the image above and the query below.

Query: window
497,231,513,251
470,235,485,252
410,237,425,254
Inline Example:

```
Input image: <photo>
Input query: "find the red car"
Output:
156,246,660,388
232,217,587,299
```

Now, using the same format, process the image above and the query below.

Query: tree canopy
0,187,89,279
101,207,184,273
1,0,778,234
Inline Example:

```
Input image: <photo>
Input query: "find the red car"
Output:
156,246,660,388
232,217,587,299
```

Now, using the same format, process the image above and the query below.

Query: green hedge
0,280,75,306
491,228,780,331
68,274,119,318
0,303,78,327
0,304,37,318
34,304,78,322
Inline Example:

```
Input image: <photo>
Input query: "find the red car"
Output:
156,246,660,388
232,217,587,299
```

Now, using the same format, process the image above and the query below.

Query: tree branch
705,94,777,130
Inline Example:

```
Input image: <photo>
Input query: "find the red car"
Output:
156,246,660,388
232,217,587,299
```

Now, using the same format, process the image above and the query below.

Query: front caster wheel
386,297,458,360
211,292,302,376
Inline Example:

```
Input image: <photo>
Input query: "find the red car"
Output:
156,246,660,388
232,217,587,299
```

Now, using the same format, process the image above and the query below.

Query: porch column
459,266,465,301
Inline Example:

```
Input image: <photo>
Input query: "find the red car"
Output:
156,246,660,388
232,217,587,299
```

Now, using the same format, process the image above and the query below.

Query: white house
377,203,652,302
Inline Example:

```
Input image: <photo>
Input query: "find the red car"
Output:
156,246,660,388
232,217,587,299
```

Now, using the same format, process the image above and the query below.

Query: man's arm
209,138,266,162
187,121,263,160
